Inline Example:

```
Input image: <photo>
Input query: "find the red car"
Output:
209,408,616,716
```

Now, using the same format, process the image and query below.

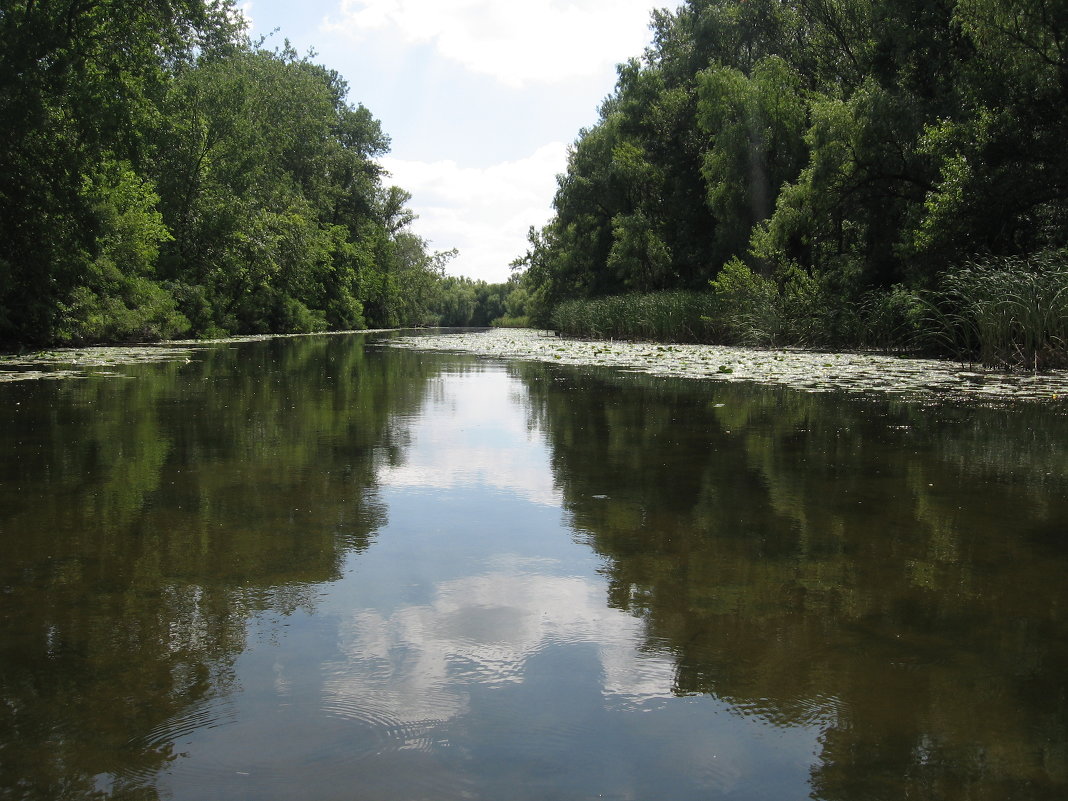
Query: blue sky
240,1,664,283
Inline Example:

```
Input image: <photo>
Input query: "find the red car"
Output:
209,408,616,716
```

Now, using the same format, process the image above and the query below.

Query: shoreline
4,326,1067,405
391,328,1068,406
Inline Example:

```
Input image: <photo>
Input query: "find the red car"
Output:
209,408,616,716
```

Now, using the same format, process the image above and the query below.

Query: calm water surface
2,333,1067,800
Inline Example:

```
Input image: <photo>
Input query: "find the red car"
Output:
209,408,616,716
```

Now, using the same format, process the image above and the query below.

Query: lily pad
390,328,1068,406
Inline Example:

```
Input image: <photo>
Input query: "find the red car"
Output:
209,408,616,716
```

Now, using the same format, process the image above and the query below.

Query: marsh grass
549,254,1068,370
552,291,722,343
924,251,1068,370
551,268,924,353
491,315,532,328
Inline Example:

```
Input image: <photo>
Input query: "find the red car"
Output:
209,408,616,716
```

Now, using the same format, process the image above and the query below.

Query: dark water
2,333,1067,801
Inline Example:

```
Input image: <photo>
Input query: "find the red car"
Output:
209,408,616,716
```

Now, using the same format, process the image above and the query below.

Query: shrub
707,258,778,344
55,268,191,344
272,295,328,334
708,259,843,346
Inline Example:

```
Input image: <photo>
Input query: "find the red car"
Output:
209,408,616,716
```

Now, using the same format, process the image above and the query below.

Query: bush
55,267,191,344
708,259,850,346
707,258,779,344
272,294,328,334
709,260,927,351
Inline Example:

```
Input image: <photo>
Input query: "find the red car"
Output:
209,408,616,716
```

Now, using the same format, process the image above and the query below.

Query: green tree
0,0,239,343
697,55,808,269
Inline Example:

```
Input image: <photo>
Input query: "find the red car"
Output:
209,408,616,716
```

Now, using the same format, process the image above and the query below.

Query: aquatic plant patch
391,329,1068,405
0,345,202,381
0,329,399,382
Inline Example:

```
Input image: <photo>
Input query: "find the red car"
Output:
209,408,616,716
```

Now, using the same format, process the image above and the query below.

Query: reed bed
551,291,722,343
549,252,1068,371
924,251,1068,370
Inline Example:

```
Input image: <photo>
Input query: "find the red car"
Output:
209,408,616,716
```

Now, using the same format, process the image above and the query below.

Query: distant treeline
0,1,522,346
514,0,1068,367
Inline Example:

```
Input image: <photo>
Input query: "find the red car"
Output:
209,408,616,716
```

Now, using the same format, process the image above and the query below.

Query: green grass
924,250,1068,370
551,291,723,343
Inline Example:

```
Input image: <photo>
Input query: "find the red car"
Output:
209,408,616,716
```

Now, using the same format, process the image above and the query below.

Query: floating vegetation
0,345,201,382
159,327,396,347
391,329,1068,405
0,328,402,382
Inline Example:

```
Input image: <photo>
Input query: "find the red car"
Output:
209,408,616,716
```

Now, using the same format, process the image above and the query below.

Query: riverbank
0,328,397,382
393,328,1068,405
7,327,1067,403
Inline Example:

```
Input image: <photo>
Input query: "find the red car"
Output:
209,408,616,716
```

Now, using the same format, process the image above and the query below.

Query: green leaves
0,4,441,344
519,0,1068,364
697,56,807,264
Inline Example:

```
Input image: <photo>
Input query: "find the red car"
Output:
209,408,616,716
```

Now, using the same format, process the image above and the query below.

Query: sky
240,0,667,283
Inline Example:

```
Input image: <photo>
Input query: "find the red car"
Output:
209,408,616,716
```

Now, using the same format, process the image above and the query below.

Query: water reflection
2,335,1067,800
326,568,676,718
0,335,439,800
516,361,1068,800
379,368,560,506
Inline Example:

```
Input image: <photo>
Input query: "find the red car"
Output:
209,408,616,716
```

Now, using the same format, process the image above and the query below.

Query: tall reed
551,291,722,342
923,251,1068,370
548,253,1067,371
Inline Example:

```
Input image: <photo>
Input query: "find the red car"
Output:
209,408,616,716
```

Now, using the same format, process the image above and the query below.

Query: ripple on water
317,696,447,756
117,699,235,785
732,692,843,728
141,700,467,800
447,648,528,686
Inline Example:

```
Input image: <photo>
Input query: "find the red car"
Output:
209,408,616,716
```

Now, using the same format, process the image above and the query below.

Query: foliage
696,56,807,265
923,251,1068,369
429,273,528,328
0,2,457,346
518,0,1068,367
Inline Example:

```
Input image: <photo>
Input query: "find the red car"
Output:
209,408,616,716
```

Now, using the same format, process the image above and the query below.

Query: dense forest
0,0,522,346
514,0,1068,367
4,1,1066,364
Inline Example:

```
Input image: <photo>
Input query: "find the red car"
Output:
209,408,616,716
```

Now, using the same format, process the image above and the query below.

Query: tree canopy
0,0,471,345
516,0,1068,339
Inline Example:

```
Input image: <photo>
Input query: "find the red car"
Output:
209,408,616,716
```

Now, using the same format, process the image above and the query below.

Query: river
2,331,1066,800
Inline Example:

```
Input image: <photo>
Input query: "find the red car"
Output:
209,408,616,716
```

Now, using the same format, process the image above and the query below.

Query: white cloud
324,0,655,87
380,141,568,282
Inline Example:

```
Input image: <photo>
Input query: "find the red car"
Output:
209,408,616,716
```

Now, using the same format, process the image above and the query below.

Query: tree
697,55,807,270
0,0,239,343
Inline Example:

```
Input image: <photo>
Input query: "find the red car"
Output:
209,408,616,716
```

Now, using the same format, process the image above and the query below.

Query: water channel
2,332,1066,800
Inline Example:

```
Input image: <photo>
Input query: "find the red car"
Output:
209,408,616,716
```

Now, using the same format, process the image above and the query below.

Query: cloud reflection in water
379,369,561,507
323,569,677,729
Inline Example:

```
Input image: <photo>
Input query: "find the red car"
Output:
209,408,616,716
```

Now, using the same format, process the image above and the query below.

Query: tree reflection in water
2,338,1066,800
517,361,1068,801
0,336,436,800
